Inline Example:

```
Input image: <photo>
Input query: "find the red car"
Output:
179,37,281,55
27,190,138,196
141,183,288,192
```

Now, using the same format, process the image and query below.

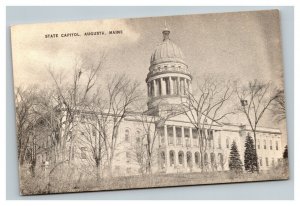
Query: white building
38,26,283,177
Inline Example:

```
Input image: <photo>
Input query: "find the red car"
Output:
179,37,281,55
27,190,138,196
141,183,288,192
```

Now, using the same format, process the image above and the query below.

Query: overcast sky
11,10,287,144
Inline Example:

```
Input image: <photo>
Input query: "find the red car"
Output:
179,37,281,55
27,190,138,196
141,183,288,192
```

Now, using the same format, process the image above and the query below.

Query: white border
2,0,298,204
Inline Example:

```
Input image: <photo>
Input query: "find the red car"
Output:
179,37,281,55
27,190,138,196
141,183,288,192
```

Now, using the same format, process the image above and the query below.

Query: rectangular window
167,126,174,145
276,141,279,150
259,158,263,166
218,137,221,149
270,140,273,150
176,127,182,138
265,157,269,166
257,139,260,149
264,140,266,149
184,127,190,138
226,138,229,149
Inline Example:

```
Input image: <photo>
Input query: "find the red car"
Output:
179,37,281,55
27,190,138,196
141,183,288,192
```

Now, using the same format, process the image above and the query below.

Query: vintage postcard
10,9,289,195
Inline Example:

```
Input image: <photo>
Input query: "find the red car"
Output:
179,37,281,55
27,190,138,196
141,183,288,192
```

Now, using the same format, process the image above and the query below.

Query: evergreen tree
244,135,258,173
283,145,288,159
229,141,243,173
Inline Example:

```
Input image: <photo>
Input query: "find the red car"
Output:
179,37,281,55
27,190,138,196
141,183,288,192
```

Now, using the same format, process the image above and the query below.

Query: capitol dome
150,28,185,65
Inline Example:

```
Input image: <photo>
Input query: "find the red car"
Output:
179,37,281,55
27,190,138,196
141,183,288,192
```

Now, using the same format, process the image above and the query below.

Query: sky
10,9,287,145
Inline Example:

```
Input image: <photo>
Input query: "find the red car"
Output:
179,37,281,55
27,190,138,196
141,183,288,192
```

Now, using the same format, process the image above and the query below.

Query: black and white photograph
10,9,289,196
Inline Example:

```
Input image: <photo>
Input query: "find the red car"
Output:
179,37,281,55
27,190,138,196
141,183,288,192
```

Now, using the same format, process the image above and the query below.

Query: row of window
257,139,279,150
160,150,224,168
259,157,280,167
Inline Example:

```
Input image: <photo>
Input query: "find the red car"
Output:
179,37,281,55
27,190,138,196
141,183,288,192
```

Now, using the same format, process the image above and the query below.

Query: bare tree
271,89,286,123
77,74,142,176
133,112,170,174
235,79,279,172
47,54,105,165
181,77,233,172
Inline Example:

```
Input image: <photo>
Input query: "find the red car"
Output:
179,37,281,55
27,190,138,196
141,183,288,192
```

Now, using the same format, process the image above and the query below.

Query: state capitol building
46,26,284,177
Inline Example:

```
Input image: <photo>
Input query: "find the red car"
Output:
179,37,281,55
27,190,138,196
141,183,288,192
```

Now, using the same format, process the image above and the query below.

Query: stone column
173,126,176,145
189,127,193,147
177,77,180,95
184,79,187,95
181,126,184,146
169,77,173,95
164,125,167,145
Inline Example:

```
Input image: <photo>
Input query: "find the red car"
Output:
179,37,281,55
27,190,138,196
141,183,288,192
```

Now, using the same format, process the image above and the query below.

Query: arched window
187,152,192,168
125,129,130,142
178,151,184,165
161,151,166,169
210,153,216,165
204,153,208,165
195,152,200,166
218,153,224,170
169,150,175,166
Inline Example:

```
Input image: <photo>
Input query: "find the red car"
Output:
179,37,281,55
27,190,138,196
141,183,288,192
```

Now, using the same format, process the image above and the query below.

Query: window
80,147,87,159
208,139,212,148
167,126,174,145
125,129,130,141
136,130,141,143
204,153,208,165
178,151,184,165
184,127,190,138
210,153,216,165
264,140,266,149
270,140,273,150
156,79,162,96
226,138,230,148
165,78,170,95
176,127,182,145
150,81,154,96
276,141,279,150
195,152,200,166
265,157,269,166
218,153,224,169
257,139,260,149
176,127,182,137
161,152,166,168
187,152,192,167
218,137,222,149
192,129,198,146
207,129,214,139
259,158,263,166
272,158,275,166
169,151,175,166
